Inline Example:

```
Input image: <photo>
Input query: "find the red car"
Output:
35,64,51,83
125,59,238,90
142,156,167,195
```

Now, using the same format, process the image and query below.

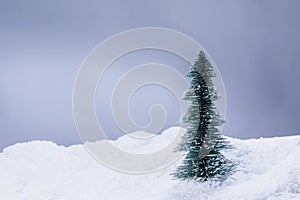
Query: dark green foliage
173,51,235,182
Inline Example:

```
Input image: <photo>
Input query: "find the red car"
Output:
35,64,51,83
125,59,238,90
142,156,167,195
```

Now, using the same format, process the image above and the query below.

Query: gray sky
1,0,300,151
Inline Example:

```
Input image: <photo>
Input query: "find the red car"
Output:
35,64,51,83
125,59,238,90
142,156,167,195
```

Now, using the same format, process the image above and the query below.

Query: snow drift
0,127,299,200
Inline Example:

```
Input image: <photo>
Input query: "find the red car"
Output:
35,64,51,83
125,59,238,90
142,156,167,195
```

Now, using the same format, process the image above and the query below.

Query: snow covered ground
0,127,299,200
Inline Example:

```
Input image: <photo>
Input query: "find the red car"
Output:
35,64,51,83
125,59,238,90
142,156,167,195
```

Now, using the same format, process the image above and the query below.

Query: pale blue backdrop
1,0,300,150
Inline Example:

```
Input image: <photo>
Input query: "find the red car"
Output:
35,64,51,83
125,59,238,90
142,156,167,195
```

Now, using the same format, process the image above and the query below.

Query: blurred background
1,0,300,151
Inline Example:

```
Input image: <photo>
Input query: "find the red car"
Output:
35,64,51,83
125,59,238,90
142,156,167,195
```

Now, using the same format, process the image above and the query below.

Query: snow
0,127,299,200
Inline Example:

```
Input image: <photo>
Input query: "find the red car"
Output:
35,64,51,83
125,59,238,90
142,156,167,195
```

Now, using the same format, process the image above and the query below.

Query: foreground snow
0,127,299,200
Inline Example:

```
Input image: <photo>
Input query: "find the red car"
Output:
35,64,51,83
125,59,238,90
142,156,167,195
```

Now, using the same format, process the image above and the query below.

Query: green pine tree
173,51,236,182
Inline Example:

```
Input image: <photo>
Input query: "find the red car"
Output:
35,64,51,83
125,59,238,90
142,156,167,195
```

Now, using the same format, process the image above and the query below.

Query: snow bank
0,128,299,200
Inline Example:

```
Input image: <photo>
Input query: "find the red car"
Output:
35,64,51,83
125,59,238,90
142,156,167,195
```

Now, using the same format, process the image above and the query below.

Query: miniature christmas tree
173,51,235,181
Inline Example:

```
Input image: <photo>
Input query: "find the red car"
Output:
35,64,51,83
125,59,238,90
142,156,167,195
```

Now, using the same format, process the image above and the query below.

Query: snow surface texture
0,127,299,200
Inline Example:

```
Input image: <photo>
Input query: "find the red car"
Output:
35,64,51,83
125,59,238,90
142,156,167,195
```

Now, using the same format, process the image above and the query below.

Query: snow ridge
0,128,299,200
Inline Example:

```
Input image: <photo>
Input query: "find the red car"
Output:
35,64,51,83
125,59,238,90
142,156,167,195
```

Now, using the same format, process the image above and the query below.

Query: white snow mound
0,127,299,200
